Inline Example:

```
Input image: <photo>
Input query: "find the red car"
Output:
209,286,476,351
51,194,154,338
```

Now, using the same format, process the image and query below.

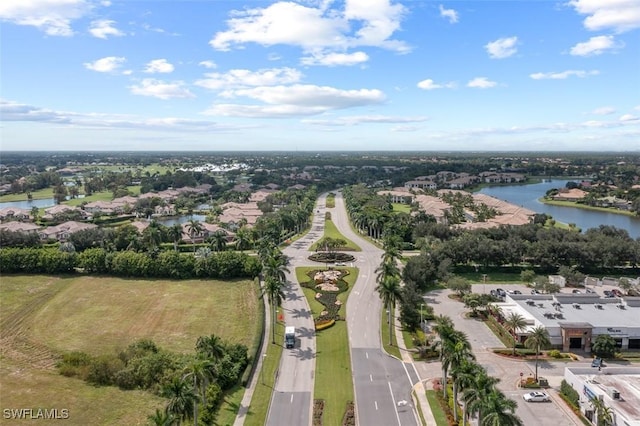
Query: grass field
0,188,54,202
0,275,261,425
426,390,448,425
392,203,411,213
309,219,361,251
296,267,356,426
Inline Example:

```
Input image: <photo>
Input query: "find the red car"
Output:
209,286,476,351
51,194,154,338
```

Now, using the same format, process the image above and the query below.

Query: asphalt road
333,193,420,426
265,197,327,426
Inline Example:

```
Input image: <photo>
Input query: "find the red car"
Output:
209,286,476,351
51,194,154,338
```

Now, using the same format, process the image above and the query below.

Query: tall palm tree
433,315,455,397
375,274,403,346
261,248,290,283
163,376,197,425
195,334,225,362
447,335,475,422
524,325,551,382
168,224,183,252
183,357,214,425
209,230,227,252
234,226,253,252
185,220,203,252
463,371,500,426
453,360,483,425
589,396,613,426
262,275,286,344
503,312,527,355
481,389,523,426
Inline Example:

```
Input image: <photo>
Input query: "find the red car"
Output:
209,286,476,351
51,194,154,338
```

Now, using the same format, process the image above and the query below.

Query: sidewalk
393,310,437,426
233,282,271,426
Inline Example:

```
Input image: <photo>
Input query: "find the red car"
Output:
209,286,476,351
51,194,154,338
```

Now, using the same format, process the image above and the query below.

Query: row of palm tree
434,315,524,426
257,240,290,344
375,235,404,346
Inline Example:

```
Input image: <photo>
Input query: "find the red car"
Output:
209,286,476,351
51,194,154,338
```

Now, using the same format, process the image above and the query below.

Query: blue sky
1,0,639,151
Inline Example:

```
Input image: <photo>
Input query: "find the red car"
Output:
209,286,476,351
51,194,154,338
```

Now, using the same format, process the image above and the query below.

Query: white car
335,262,346,266
523,391,550,402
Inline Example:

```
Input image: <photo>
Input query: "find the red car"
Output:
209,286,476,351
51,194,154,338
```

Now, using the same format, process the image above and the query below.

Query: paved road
332,193,420,426
419,286,583,426
265,198,327,426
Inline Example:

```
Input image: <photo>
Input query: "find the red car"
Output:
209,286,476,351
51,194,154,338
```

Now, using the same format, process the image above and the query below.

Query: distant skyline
1,0,639,152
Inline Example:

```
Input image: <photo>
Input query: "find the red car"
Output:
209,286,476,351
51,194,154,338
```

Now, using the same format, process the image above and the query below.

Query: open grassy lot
0,188,54,202
0,274,260,425
296,267,356,426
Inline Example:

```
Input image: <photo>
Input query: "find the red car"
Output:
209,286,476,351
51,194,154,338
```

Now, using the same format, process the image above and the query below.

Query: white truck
285,326,296,349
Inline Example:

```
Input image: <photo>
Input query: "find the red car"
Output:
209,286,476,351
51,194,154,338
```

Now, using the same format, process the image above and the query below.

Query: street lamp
261,353,267,384
420,303,424,329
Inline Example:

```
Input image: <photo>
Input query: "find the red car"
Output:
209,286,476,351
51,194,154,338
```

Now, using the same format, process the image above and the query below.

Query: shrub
548,349,561,358
560,380,580,407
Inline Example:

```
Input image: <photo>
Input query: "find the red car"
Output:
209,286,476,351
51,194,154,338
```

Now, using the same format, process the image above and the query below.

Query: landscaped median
296,266,357,426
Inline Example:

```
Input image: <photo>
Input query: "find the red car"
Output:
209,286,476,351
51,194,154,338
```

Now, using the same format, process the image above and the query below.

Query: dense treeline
0,247,261,279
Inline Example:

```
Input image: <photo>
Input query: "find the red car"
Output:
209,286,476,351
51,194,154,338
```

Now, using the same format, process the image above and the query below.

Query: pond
478,179,640,239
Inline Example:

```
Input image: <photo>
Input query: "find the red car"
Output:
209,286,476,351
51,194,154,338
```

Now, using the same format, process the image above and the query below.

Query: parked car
585,288,595,294
603,290,614,298
496,288,506,297
612,289,623,297
523,391,551,402
490,289,498,297
572,289,582,294
591,357,603,368
512,290,522,295
531,289,541,295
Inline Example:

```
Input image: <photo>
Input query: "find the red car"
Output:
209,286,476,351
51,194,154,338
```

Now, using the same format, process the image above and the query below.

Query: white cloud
417,79,456,90
195,68,302,90
0,0,92,36
199,60,217,69
568,0,640,33
467,77,497,88
88,19,124,39
203,84,385,117
84,56,125,73
592,106,615,115
301,51,369,66
620,114,638,122
570,35,620,56
485,36,518,59
144,59,175,74
210,0,409,56
303,115,428,126
129,79,194,99
530,70,599,79
439,5,459,24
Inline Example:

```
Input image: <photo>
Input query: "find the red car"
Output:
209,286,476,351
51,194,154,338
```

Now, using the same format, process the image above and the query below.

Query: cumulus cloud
485,36,518,59
199,60,217,69
439,5,459,23
619,114,638,122
301,51,369,66
417,79,456,90
568,0,640,33
203,84,385,118
195,68,302,90
529,70,599,80
84,56,125,72
129,79,194,99
88,19,124,39
0,0,91,36
144,59,175,73
570,35,620,56
467,77,497,88
210,0,409,56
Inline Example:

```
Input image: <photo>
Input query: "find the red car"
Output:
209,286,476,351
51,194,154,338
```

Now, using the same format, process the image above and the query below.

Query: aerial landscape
1,1,640,426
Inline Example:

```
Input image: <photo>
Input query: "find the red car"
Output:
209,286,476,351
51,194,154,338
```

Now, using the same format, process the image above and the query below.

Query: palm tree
463,371,500,426
168,224,183,252
183,357,214,425
481,389,523,426
30,206,40,222
234,226,253,252
209,230,227,252
262,275,286,344
195,334,225,362
163,376,197,425
503,312,527,355
148,408,177,426
261,248,290,283
453,360,483,425
376,274,403,346
433,315,455,397
589,396,613,426
185,220,203,252
447,334,475,422
523,325,551,382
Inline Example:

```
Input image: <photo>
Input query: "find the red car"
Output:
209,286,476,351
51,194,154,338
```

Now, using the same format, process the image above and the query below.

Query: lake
0,198,56,209
478,179,640,239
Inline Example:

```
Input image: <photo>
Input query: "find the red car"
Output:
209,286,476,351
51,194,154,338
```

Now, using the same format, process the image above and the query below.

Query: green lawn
381,306,401,359
540,198,637,217
296,267,356,426
309,219,361,251
0,187,54,202
392,203,411,213
426,390,449,426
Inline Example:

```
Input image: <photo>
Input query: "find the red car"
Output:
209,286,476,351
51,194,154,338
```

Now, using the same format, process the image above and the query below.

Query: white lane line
375,401,378,410
388,382,402,426
290,394,294,403
366,352,369,359
370,374,373,382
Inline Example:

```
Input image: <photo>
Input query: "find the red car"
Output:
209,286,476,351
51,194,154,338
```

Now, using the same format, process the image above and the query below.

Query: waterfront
479,179,640,239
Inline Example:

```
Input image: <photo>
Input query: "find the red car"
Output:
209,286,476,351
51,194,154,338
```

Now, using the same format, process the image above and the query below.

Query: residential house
0,221,41,233
39,221,97,242
0,207,31,222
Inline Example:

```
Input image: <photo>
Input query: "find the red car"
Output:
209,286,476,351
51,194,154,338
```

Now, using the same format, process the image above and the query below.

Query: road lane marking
366,352,369,359
388,382,402,426
375,401,378,410
290,394,294,403
370,374,373,382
